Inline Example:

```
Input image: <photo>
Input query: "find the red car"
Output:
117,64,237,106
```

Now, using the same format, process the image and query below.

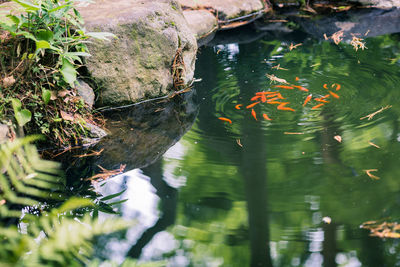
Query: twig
360,105,392,120
73,148,104,158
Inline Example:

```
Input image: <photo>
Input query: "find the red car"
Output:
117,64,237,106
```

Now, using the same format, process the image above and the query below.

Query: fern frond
0,137,65,218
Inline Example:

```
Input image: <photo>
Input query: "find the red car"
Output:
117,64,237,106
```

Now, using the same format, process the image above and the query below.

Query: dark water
91,28,400,266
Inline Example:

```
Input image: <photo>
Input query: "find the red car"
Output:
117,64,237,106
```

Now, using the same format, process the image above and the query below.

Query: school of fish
218,80,341,123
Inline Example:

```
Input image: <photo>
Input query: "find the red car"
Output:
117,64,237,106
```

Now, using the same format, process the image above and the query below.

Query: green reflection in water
161,32,400,266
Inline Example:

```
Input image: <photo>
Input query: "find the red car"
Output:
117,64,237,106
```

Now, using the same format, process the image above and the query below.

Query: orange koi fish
267,97,283,102
251,109,257,120
295,77,300,81
263,113,272,121
323,83,328,89
266,93,285,99
235,104,243,110
332,83,341,90
246,102,260,109
260,95,267,103
219,117,232,124
255,91,278,95
311,103,324,110
273,85,294,89
267,101,282,105
292,85,309,92
277,102,295,111
314,98,330,103
329,91,340,99
250,95,261,101
322,94,330,98
302,94,312,106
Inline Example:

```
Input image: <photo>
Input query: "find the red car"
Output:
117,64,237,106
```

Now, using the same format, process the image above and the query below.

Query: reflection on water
91,27,400,266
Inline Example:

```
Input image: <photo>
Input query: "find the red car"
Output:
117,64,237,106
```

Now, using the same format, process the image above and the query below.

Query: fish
267,101,283,105
302,94,312,106
311,103,324,110
329,91,340,99
246,102,260,109
332,83,341,90
235,104,243,110
314,98,330,103
218,117,232,124
277,102,295,111
292,85,309,92
256,91,278,95
250,95,261,101
266,93,285,99
260,95,267,103
273,85,294,89
323,94,330,98
263,113,272,120
267,97,283,102
364,169,380,180
323,83,328,89
251,109,257,120
295,77,300,81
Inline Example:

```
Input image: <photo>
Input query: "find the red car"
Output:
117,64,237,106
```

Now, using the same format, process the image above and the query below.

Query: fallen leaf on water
334,135,342,143
236,139,243,147
368,141,380,149
322,216,332,224
88,164,126,182
364,169,380,180
266,74,288,84
331,30,344,45
284,132,304,135
272,64,288,70
289,43,302,51
74,148,104,158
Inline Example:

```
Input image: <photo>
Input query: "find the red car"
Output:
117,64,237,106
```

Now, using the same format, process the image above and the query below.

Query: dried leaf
364,169,380,180
2,76,16,88
322,216,332,224
60,110,74,121
334,135,342,143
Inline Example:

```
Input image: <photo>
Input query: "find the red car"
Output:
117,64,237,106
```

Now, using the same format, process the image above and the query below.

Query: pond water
86,25,400,266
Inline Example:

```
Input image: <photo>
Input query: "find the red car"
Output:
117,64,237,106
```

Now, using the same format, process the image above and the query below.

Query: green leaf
36,29,54,42
60,58,77,87
13,0,40,11
15,109,32,127
56,197,94,214
35,40,51,50
48,4,70,13
100,189,126,201
11,98,22,113
42,89,51,105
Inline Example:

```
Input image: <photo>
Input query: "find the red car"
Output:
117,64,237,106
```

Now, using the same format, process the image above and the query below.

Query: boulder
77,0,197,106
349,0,400,8
178,0,265,20
182,10,218,40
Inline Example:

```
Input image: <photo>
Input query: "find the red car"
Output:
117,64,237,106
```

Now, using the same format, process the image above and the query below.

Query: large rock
77,0,197,106
179,0,265,20
182,10,218,40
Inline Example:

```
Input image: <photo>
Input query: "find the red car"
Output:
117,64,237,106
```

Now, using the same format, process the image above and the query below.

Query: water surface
94,28,400,266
